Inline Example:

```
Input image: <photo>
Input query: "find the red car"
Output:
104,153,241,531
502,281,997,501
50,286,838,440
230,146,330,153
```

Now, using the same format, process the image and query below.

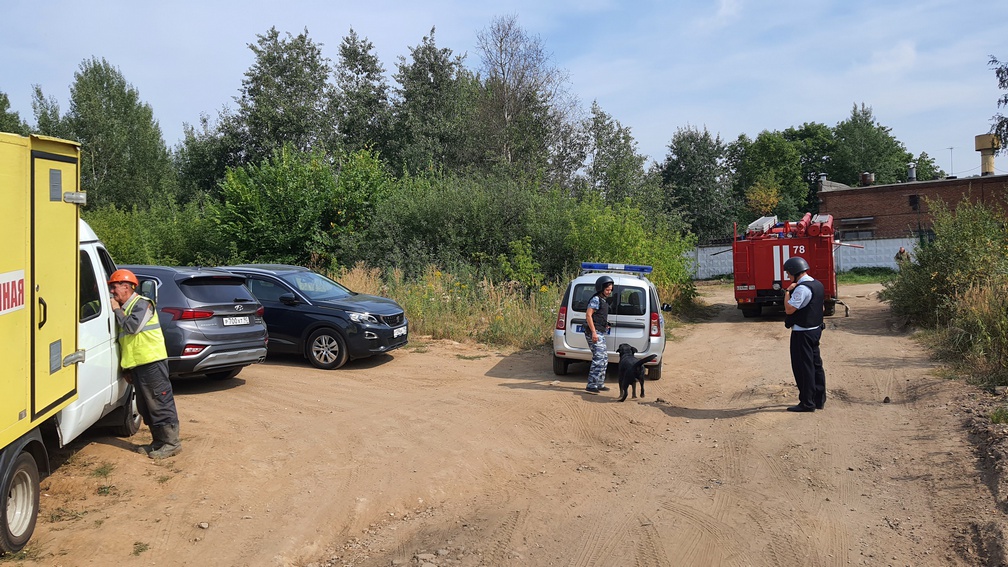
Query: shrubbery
84,146,698,349
882,200,1008,384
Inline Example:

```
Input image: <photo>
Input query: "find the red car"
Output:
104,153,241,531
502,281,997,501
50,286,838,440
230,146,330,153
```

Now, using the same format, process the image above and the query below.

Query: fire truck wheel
741,306,762,318
824,301,836,317
0,452,39,553
552,355,570,375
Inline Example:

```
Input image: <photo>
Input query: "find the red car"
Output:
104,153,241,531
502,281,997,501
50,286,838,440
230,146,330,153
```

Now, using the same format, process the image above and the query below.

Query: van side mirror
279,293,300,306
661,303,672,312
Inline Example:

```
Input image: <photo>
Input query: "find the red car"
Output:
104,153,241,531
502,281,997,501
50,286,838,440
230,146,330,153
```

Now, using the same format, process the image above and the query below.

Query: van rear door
610,283,650,354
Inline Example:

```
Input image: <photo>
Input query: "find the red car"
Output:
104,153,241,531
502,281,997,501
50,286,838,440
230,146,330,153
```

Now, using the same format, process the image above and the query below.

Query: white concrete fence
689,237,919,280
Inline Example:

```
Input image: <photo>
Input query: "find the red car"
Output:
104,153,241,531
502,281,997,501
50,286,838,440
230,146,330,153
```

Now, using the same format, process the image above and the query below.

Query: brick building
818,135,1008,239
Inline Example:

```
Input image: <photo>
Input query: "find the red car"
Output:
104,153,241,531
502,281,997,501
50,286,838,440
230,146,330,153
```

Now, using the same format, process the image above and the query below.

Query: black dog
615,343,658,402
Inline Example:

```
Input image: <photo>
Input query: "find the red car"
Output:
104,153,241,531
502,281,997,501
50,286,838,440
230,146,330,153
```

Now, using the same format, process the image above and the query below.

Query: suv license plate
393,325,407,337
223,316,250,326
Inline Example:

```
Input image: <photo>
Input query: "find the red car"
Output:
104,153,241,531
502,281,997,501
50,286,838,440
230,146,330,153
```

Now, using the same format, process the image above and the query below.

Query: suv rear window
179,278,256,303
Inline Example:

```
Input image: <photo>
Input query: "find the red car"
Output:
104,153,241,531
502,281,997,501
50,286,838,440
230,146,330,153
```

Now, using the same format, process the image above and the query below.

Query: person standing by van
584,276,614,394
108,269,182,458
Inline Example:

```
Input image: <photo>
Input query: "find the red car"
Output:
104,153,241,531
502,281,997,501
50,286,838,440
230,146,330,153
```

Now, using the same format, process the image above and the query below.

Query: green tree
334,28,392,158
390,27,476,173
30,86,68,138
237,27,336,164
827,103,912,185
210,145,340,267
733,130,806,221
744,173,781,217
782,121,834,211
991,55,1008,154
475,14,572,177
173,113,245,203
584,101,646,203
0,91,29,135
910,151,944,181
34,57,172,209
658,126,737,242
883,200,1008,327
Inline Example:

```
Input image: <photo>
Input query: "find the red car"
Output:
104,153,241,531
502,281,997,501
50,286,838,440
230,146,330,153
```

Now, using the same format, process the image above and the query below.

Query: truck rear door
30,142,81,419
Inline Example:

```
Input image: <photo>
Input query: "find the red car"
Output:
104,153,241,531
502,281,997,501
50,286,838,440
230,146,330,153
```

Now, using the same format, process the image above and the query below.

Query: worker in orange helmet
108,269,182,459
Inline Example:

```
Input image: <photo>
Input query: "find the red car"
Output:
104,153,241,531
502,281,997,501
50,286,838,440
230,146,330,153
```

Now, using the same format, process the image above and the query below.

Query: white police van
552,263,670,380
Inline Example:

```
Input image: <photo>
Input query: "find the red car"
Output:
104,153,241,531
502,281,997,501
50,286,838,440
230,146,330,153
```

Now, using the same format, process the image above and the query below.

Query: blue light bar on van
581,262,653,274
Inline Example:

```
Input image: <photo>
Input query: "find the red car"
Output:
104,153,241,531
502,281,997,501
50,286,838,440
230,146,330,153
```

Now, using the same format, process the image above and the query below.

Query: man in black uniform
783,257,826,413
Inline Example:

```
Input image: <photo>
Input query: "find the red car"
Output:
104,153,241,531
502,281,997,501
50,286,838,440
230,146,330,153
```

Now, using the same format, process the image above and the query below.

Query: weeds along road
19,283,1006,566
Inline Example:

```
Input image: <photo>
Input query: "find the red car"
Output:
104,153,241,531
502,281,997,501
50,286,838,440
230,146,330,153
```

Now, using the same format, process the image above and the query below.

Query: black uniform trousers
789,325,826,409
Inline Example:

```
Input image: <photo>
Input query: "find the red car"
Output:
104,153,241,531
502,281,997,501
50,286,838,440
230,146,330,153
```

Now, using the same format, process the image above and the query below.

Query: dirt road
17,283,1008,566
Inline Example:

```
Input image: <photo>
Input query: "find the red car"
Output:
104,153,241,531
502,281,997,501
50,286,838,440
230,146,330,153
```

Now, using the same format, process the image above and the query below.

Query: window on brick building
839,229,874,239
837,217,875,240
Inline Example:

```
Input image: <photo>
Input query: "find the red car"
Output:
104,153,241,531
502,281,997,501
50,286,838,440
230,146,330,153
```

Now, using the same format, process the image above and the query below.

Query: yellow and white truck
1,133,138,553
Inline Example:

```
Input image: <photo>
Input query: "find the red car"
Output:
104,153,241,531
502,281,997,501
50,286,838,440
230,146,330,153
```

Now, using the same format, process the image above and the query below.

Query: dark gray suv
121,265,268,380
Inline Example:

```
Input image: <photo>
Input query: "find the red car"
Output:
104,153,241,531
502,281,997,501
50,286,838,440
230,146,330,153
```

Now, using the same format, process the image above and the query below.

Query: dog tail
634,354,658,369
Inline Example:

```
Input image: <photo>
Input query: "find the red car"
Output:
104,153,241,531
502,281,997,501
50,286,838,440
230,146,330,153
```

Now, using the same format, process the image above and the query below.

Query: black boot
149,424,182,459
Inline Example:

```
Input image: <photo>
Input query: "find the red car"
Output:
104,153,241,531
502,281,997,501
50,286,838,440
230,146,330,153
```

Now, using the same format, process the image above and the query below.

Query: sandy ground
12,283,1008,566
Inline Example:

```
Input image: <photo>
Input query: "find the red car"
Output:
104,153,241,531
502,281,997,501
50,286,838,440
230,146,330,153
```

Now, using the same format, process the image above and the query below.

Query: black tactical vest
785,279,825,329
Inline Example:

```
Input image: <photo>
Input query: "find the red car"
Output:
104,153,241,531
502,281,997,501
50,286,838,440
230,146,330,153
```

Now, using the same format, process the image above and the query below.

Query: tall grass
332,263,560,350
937,278,1008,386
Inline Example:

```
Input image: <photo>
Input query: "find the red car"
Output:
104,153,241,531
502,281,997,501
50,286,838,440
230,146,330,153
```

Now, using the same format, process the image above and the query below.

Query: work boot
137,426,165,455
148,424,182,459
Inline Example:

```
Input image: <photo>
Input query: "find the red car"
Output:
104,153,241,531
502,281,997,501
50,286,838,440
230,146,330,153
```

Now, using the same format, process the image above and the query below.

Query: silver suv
552,263,670,379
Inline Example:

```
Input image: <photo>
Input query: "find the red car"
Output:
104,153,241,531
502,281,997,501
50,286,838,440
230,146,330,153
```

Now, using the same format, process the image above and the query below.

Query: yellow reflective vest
118,294,168,369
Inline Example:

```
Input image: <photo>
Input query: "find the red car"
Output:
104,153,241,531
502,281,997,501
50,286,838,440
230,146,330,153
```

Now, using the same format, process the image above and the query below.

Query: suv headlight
348,311,379,324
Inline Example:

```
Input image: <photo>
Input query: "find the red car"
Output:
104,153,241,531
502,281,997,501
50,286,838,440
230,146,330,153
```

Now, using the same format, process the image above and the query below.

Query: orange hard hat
108,269,138,287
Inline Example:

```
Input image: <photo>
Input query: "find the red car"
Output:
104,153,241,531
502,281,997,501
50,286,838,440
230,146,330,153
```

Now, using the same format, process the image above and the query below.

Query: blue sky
3,0,1006,177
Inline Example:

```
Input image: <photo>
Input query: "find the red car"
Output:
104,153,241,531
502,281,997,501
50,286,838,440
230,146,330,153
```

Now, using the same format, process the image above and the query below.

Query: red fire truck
732,213,849,318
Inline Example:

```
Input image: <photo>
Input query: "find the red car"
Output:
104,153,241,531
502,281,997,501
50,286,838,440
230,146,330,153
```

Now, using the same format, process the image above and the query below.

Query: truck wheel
647,364,662,381
741,306,762,318
552,355,569,376
824,301,836,317
306,328,349,370
1,452,40,553
113,387,142,437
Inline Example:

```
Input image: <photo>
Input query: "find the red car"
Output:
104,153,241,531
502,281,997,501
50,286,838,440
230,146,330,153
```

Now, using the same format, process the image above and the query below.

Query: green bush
882,200,1008,327
881,199,1008,385
84,199,237,266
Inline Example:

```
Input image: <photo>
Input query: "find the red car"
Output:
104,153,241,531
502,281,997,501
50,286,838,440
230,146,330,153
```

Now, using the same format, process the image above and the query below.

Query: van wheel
307,329,349,370
647,364,662,381
0,452,39,553
113,386,142,437
552,355,569,376
824,301,836,317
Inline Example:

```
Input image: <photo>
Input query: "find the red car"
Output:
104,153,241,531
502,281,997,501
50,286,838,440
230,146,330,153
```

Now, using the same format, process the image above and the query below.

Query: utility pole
947,146,954,176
